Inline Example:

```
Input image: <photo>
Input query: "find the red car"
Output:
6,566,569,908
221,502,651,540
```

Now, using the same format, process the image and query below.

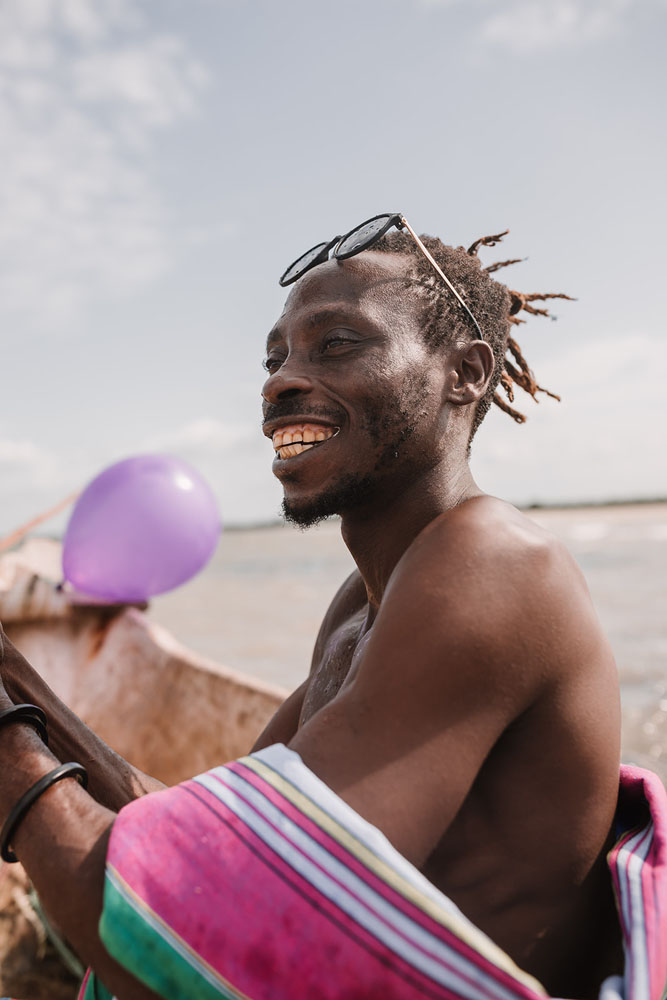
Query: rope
27,886,86,980
0,492,79,554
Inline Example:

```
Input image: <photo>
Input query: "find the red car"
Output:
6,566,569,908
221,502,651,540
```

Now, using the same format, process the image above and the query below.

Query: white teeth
272,422,338,452
276,442,315,460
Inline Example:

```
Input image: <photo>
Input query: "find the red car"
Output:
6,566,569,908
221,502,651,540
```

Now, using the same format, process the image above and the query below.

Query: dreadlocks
366,229,573,444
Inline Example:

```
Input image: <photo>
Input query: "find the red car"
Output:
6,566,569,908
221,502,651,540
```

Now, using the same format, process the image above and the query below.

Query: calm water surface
151,503,667,782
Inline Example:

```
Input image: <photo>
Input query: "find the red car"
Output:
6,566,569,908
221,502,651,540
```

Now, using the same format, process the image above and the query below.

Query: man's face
262,252,451,527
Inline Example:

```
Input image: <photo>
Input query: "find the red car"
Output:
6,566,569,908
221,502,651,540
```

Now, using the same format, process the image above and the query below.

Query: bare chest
299,607,370,726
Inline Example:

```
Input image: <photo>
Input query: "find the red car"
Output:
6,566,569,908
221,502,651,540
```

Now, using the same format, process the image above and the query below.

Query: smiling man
254,216,624,996
1,215,666,1000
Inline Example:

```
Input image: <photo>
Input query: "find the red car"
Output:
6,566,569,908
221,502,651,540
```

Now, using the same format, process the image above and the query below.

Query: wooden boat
0,539,287,998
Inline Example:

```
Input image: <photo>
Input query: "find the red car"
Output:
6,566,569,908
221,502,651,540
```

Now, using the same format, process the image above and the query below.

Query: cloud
0,422,116,536
479,0,634,52
417,0,652,52
0,417,280,535
142,418,283,526
0,0,208,333
73,37,207,129
0,436,58,489
145,418,256,454
471,333,667,504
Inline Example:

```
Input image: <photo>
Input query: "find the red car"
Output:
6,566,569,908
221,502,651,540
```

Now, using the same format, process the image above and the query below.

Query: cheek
359,370,436,445
356,342,434,396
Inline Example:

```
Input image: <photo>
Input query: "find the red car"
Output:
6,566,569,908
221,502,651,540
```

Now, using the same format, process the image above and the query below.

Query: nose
261,366,314,405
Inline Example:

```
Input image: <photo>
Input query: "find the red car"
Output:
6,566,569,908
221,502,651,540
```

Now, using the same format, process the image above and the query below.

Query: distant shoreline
17,495,667,540
222,496,667,532
522,496,667,511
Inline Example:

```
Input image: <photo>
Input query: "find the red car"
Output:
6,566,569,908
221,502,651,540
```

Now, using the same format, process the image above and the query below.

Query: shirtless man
0,215,622,1000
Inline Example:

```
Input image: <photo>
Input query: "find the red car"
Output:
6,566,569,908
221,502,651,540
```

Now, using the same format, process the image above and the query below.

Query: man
0,215,664,1000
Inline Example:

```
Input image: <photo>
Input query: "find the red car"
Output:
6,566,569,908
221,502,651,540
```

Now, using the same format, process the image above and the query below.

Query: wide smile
272,422,340,461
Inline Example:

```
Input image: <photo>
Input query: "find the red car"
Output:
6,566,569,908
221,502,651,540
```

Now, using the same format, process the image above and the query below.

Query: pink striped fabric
606,766,667,1000
77,748,667,1000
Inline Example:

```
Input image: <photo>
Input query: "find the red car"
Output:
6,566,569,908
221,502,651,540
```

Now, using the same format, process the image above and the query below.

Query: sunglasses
278,213,483,341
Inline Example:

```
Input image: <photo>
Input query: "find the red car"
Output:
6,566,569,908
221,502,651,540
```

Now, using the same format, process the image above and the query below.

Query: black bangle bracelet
0,703,49,747
0,762,88,863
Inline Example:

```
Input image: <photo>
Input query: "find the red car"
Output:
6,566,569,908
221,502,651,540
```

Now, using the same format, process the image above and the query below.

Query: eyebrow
265,308,357,351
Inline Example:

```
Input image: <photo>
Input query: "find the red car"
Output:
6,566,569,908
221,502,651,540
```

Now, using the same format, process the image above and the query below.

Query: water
150,503,667,782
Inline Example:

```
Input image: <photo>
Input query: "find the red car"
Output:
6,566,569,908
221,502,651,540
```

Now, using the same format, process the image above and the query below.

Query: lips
271,422,339,461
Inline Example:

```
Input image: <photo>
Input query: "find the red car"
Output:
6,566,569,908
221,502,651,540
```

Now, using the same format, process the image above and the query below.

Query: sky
1,0,666,534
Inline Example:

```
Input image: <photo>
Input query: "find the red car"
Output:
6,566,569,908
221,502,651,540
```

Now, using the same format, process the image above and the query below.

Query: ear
444,341,495,407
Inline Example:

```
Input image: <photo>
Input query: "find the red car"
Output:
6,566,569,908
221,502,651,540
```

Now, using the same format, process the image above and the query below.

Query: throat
340,476,484,608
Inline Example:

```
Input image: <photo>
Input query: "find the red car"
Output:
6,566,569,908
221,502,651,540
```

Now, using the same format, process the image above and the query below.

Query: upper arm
289,516,555,867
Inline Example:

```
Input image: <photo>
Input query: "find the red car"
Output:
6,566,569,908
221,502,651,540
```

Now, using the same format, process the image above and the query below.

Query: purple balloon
63,455,221,602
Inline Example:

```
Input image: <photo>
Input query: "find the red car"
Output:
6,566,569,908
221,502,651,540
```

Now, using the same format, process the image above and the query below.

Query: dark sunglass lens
279,243,331,286
336,216,392,257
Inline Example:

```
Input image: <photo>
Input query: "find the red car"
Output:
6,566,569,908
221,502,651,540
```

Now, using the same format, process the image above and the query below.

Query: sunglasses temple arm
400,218,484,340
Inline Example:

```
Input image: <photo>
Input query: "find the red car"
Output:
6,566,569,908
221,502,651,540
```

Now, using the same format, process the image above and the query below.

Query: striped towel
77,746,667,1000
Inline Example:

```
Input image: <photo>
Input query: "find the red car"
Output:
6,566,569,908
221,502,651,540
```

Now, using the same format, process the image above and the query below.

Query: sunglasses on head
278,212,484,341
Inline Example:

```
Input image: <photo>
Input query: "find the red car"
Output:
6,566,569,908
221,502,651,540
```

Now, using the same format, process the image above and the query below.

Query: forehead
267,252,419,346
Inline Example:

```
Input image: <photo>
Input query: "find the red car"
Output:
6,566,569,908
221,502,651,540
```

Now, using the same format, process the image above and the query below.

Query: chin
281,471,376,528
281,494,338,529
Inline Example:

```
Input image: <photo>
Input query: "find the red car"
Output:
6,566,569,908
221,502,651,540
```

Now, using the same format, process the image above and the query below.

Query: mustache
262,401,346,427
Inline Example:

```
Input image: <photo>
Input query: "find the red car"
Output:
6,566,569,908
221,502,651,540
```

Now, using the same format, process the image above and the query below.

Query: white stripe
615,825,651,930
253,745,470,919
250,745,546,992
195,769,524,1000
215,767,481,980
612,822,653,1000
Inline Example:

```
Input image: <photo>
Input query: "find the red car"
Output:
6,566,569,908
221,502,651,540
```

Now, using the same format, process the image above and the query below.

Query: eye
322,330,358,351
262,355,284,374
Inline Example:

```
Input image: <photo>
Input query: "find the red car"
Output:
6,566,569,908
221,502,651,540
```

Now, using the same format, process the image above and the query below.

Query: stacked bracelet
0,703,49,746
0,762,88,863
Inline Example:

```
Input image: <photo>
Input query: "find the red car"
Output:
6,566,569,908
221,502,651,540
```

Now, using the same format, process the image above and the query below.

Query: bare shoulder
372,494,615,709
400,495,579,588
391,495,597,641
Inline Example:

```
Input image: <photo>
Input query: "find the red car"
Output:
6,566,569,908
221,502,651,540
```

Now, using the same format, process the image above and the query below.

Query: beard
281,470,376,528
281,372,431,529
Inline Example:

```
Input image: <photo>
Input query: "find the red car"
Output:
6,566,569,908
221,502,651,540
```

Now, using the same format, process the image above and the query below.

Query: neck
340,460,482,610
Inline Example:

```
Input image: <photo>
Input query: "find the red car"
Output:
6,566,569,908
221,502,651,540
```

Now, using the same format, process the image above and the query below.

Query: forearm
0,724,158,999
2,632,165,810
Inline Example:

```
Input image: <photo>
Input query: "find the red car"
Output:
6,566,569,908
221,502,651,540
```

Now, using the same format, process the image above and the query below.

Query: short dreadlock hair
367,229,572,445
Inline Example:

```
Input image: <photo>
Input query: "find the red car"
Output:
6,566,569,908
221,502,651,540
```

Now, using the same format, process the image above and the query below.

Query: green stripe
99,872,244,1000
